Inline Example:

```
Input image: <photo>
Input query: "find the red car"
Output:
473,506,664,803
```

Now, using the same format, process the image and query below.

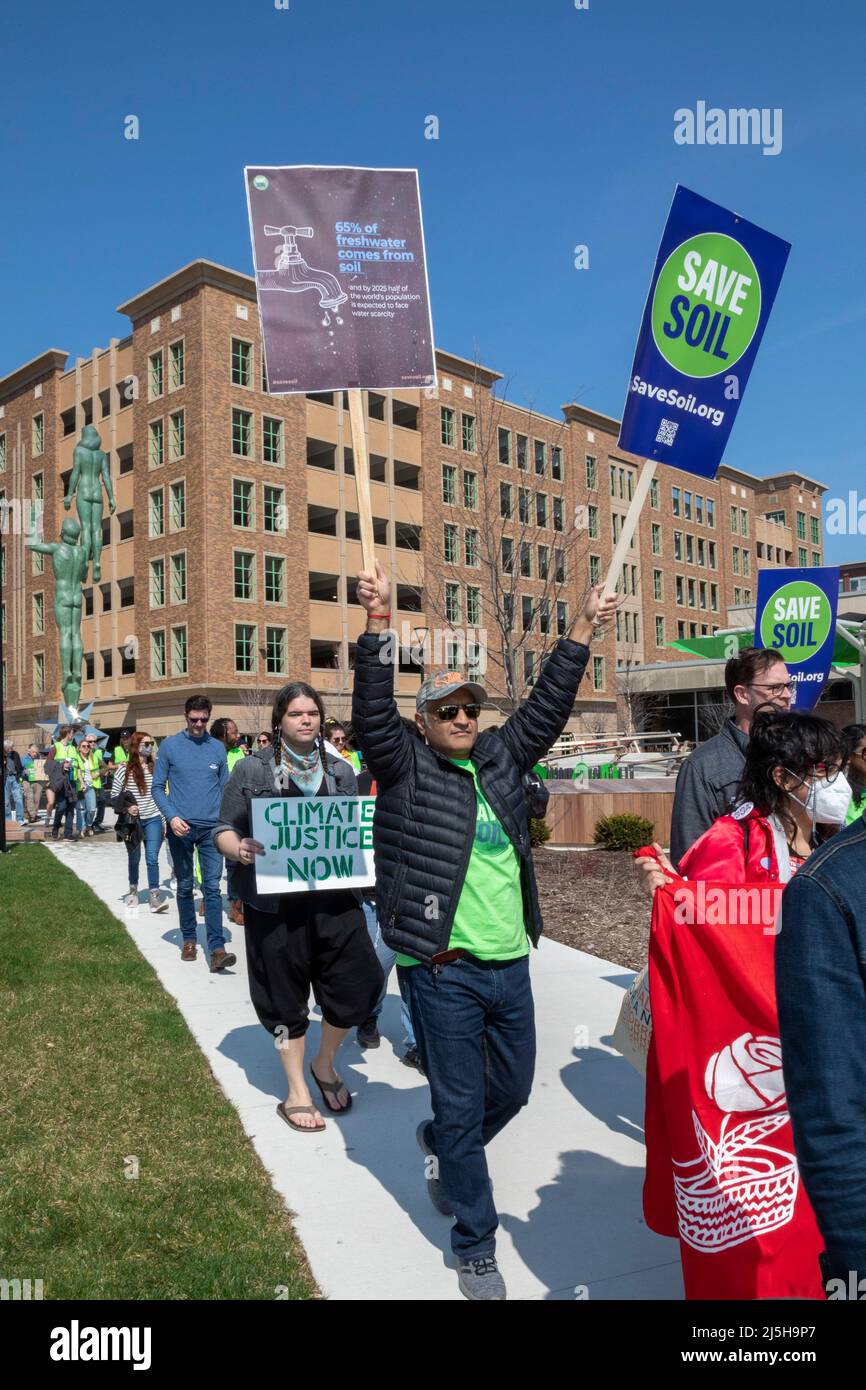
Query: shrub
529,817,552,847
593,812,654,852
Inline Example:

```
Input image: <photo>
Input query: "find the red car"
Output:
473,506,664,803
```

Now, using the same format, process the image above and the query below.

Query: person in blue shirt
152,695,233,971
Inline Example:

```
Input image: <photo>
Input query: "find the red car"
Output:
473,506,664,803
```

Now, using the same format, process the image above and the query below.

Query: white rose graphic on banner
673,1033,799,1252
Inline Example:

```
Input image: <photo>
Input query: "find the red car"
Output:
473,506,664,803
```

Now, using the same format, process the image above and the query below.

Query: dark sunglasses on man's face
188,715,208,725
257,737,269,746
432,703,481,723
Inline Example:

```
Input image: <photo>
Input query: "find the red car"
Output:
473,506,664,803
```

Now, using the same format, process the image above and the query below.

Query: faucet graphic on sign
256,225,348,328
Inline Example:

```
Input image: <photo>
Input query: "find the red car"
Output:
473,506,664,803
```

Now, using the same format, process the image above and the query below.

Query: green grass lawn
0,845,317,1300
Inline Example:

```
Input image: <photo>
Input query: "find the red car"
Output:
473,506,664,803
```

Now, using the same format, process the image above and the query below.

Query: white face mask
804,771,852,825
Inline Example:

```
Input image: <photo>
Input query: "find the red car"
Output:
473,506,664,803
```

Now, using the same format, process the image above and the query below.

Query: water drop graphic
322,312,331,327
335,316,343,325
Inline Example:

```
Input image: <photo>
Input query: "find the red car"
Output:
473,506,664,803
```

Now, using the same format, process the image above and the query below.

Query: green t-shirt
397,759,527,967
227,746,246,770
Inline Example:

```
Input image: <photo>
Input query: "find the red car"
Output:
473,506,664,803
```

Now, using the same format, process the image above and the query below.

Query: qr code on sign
656,418,678,446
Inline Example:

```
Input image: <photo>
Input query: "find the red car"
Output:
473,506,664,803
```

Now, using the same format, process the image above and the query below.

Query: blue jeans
4,775,24,823
52,793,75,838
168,824,225,954
75,787,97,831
361,900,416,1048
127,815,164,890
399,954,535,1260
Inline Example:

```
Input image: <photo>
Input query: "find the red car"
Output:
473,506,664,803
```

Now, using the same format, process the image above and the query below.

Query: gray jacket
212,744,359,913
669,717,749,869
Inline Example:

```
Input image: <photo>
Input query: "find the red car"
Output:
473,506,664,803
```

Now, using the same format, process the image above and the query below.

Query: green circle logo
651,233,761,378
760,581,832,663
253,175,269,191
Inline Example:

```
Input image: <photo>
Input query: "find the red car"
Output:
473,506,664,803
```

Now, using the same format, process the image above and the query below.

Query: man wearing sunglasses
670,646,794,868
352,560,616,1300
152,696,235,971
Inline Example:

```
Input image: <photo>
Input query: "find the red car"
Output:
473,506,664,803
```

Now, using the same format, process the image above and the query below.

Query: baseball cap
416,669,488,711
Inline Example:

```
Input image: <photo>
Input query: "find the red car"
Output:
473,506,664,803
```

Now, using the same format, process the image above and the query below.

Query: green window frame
263,416,284,465
235,623,256,673
171,625,188,676
231,338,252,387
149,418,164,468
440,407,455,447
264,554,285,604
232,478,253,527
169,339,185,389
265,626,287,675
233,550,254,600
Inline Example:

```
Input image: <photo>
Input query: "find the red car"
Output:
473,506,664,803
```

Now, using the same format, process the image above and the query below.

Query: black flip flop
276,1101,326,1133
310,1067,352,1114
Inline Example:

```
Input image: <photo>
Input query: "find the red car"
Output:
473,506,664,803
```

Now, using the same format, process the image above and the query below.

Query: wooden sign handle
603,458,658,597
347,389,376,576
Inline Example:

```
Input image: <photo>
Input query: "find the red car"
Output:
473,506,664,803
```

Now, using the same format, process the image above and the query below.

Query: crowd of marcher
5,572,866,1303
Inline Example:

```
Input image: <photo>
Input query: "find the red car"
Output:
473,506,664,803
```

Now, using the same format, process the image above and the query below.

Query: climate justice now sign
754,567,840,710
618,186,790,480
251,796,376,895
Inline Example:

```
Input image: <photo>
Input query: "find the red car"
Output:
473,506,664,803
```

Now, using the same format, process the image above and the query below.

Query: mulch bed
533,847,651,971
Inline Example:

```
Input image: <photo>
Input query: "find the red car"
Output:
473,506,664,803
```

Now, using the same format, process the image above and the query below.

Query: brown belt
430,947,471,965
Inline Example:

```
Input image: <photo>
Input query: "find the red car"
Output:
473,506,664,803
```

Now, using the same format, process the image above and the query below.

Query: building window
32,591,44,634
734,586,742,605
233,550,254,600
33,651,45,694
695,495,704,525
498,427,511,465
464,528,479,567
501,537,514,573
534,440,546,476
556,600,568,636
612,514,620,544
697,537,705,566
711,583,718,612
232,408,252,456
551,446,563,481
707,498,715,528
686,534,694,564
531,492,544,529
589,554,600,585
798,546,808,567
169,339,185,389
655,615,665,646
539,600,551,636
515,486,528,525
441,406,455,447
443,523,458,563
672,486,681,517
740,508,749,537
521,594,533,632
32,472,44,501
151,630,167,679
171,625,188,676
653,569,663,601
730,504,739,533
676,576,684,605
732,545,740,574
169,410,185,461
265,626,287,675
709,540,717,568
674,531,682,561
684,491,692,521
463,470,478,509
537,543,550,579
233,478,253,527
552,497,563,533
466,586,481,625
231,338,252,387
524,649,535,686
461,413,476,452
149,419,164,468
0,433,5,472
699,580,707,610
149,558,165,607
742,549,750,577
554,549,565,584
650,478,659,508
263,484,285,533
235,623,256,673
810,515,820,546
148,351,164,400
592,656,604,691
516,434,528,470
442,463,457,504
811,552,821,567
651,523,661,555
796,510,807,541
445,582,461,623
263,416,283,465
585,455,597,490
148,489,164,537
265,554,285,604
520,542,532,578
169,480,186,532
170,552,187,603
687,577,696,607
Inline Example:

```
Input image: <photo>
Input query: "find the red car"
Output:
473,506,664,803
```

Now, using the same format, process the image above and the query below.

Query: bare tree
399,369,597,713
238,678,281,736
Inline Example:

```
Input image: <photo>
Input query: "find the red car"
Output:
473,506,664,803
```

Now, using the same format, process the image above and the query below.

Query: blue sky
3,0,864,559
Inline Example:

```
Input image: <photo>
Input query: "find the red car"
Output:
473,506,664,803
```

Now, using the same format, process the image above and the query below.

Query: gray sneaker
125,888,139,909
457,1255,506,1301
416,1120,453,1216
149,889,169,914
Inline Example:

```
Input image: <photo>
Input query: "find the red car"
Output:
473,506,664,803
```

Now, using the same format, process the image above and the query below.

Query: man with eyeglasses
670,646,794,867
152,695,235,971
352,560,616,1300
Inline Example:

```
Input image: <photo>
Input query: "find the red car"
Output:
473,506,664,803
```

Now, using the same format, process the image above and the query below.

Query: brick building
0,258,827,744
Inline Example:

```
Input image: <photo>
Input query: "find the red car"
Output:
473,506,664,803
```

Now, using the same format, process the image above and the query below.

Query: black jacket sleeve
351,631,415,791
497,638,591,776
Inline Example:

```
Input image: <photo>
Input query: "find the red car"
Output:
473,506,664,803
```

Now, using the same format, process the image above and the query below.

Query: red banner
644,879,825,1300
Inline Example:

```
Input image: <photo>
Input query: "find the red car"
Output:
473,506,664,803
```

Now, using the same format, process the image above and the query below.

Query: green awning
668,628,860,666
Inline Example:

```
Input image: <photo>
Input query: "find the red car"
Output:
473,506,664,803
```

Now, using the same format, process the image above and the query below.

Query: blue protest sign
754,567,840,710
618,186,790,479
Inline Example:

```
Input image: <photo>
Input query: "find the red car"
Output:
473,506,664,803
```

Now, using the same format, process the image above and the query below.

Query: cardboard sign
244,165,436,394
251,795,376,895
754,566,840,710
618,186,790,479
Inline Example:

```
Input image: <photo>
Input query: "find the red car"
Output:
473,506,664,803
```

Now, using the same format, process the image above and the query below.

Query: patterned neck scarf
274,736,323,797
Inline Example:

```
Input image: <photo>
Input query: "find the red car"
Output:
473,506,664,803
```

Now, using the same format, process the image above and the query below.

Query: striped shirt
112,764,160,821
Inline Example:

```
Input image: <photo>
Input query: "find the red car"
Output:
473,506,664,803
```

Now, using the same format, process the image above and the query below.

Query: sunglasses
431,703,481,722
188,715,208,725
257,737,269,745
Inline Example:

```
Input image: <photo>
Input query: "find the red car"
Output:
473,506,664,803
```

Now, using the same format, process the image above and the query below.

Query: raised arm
26,539,57,555
351,560,414,790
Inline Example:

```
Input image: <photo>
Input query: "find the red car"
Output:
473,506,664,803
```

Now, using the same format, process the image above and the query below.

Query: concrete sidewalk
47,834,683,1301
